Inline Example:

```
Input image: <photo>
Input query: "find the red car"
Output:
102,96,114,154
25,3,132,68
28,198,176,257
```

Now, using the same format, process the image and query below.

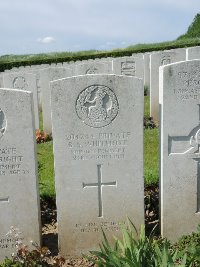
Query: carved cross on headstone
83,164,117,217
169,104,200,212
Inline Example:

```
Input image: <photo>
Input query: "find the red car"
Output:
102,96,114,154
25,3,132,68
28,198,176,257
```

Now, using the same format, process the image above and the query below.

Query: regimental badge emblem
76,85,119,128
86,67,98,74
13,76,28,90
0,109,6,139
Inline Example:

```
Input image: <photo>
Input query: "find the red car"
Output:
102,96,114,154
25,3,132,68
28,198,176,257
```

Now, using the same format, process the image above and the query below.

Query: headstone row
2,46,200,128
1,56,200,260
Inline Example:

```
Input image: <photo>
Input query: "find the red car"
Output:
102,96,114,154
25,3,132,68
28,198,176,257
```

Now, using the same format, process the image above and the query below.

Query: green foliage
172,225,200,266
37,141,55,197
144,96,150,118
39,111,43,131
177,13,200,40
87,219,194,267
144,128,159,185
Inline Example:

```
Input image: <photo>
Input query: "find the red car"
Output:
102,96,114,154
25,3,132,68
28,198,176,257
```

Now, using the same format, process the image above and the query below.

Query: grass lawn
37,141,55,197
37,96,159,197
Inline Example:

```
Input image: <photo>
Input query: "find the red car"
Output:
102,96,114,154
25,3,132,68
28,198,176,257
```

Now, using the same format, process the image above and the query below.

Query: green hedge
0,38,200,72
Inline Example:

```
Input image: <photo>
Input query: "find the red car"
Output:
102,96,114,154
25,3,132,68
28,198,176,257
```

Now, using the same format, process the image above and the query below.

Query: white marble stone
144,53,150,91
40,67,73,133
73,61,112,76
0,88,41,261
27,67,49,111
2,72,40,129
112,56,144,79
159,59,200,241
50,74,144,257
187,46,200,60
150,48,186,121
0,76,3,88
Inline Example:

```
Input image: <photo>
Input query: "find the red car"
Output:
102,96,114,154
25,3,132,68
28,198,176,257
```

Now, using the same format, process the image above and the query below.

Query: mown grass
144,96,159,185
37,96,158,197
144,95,150,118
37,141,55,197
144,128,159,185
39,111,43,131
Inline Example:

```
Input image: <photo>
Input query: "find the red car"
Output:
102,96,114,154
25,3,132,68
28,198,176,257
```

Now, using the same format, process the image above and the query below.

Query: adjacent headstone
40,67,73,133
0,88,41,260
150,48,186,121
187,46,200,60
2,72,40,129
160,60,200,241
144,53,150,92
28,67,50,111
50,74,144,257
73,61,112,76
112,56,144,79
0,76,3,88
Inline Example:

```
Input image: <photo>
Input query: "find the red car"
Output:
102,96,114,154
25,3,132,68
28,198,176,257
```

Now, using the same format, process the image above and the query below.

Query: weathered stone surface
0,76,3,88
187,46,200,60
112,56,144,79
73,61,112,75
0,88,41,261
2,72,40,129
144,53,150,91
40,67,73,133
150,48,186,121
159,60,200,241
50,74,144,257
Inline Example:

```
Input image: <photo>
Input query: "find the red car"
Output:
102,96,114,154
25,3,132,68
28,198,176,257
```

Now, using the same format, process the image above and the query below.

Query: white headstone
28,68,49,111
2,72,40,129
0,75,3,88
160,60,200,241
150,48,186,121
40,67,73,133
187,46,200,60
0,88,41,260
50,74,144,257
73,61,112,75
144,53,150,91
112,56,144,79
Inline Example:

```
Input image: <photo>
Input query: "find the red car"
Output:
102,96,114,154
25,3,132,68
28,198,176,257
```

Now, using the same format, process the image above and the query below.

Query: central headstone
0,88,41,261
50,74,144,257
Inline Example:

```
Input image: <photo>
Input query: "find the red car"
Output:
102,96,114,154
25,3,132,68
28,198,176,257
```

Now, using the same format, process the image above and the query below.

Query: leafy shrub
87,219,197,267
172,225,200,266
